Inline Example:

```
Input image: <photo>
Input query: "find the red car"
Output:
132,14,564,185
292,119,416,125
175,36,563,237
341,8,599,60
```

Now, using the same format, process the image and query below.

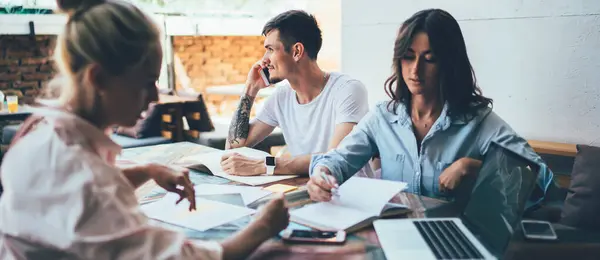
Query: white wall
306,0,342,71
342,0,600,145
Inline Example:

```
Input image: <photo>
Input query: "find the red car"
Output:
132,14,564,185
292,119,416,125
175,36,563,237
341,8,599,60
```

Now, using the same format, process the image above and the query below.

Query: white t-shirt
255,72,369,157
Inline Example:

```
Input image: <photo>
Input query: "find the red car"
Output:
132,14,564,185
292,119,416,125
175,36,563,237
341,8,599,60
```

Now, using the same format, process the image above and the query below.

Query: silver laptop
374,142,540,260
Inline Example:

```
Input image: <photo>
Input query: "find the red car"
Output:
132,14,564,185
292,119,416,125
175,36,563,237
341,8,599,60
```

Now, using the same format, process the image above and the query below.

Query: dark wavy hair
385,9,492,121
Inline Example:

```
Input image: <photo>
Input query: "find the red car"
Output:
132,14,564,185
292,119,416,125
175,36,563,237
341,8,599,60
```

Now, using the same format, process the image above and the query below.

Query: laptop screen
461,142,540,256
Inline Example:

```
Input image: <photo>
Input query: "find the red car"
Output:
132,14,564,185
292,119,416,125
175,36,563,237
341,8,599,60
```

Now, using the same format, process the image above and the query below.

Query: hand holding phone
246,62,272,94
521,220,557,241
281,229,346,244
259,67,271,86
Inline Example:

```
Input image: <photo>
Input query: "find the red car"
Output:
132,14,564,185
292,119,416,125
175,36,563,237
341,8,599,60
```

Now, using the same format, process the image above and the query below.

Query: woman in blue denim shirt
307,9,553,205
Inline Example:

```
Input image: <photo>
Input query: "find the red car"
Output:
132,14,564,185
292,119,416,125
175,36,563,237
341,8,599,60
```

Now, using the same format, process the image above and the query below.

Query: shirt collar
388,102,469,129
27,105,122,156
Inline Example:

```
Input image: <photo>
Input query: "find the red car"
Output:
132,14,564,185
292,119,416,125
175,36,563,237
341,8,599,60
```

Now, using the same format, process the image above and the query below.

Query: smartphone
281,229,346,244
259,67,271,86
521,220,557,240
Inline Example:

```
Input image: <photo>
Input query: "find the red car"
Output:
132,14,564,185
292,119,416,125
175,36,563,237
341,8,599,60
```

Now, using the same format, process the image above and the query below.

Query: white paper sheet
290,202,373,231
290,177,407,230
141,193,256,232
335,177,408,214
175,147,298,186
194,184,272,206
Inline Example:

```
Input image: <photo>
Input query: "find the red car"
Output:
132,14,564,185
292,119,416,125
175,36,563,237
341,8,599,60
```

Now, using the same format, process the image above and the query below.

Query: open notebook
290,177,409,232
173,147,297,186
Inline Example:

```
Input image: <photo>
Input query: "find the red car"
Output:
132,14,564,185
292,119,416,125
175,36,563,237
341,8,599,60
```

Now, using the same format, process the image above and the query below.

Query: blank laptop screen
461,143,540,255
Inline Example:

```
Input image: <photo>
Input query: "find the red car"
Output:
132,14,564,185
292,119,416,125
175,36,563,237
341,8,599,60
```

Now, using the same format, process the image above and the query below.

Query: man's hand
246,60,271,95
307,166,339,202
220,153,266,176
145,163,196,211
438,157,482,193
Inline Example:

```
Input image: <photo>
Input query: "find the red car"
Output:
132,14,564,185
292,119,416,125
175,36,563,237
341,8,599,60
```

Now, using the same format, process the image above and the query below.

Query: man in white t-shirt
221,10,369,176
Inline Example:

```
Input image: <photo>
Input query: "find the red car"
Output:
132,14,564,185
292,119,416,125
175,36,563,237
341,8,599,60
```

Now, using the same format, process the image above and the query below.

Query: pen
319,171,339,197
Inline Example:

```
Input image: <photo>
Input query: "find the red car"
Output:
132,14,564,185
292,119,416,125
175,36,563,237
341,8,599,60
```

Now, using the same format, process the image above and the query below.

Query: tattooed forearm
228,94,255,146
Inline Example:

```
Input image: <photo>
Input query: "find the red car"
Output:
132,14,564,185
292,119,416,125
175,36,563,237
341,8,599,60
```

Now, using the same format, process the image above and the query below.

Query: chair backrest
182,94,215,140
560,144,600,231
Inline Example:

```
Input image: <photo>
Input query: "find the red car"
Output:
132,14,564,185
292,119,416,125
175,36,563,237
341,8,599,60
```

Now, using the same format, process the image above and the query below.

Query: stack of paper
141,193,256,232
174,147,298,186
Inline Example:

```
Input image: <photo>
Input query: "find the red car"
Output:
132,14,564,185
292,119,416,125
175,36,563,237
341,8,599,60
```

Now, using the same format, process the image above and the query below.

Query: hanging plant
0,5,52,14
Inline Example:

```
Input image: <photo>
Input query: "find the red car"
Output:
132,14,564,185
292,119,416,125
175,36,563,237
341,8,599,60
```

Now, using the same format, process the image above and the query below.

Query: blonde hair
49,0,161,113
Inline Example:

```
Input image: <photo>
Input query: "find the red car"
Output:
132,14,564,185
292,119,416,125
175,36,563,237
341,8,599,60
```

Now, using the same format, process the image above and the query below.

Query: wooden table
121,142,446,260
122,142,600,260
0,105,32,121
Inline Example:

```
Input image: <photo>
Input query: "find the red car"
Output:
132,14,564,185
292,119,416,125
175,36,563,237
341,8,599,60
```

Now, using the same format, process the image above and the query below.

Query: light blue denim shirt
310,101,554,206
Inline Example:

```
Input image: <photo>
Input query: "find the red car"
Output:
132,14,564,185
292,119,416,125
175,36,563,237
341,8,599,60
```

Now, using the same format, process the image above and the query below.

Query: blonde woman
0,0,289,259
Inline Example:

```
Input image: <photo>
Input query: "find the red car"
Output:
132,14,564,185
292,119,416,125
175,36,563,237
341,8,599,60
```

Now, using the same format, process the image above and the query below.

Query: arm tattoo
228,94,255,145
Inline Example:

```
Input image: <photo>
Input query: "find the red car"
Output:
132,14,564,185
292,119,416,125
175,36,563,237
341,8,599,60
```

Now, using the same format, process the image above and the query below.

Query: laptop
374,142,541,260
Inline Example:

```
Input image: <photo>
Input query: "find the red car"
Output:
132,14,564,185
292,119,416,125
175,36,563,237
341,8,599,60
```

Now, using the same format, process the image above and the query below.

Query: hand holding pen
320,171,340,197
307,166,340,202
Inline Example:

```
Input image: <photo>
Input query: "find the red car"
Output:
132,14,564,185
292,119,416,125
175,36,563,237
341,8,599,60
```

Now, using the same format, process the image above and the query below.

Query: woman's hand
307,166,339,202
220,193,289,260
146,163,196,211
438,157,482,193
253,193,290,237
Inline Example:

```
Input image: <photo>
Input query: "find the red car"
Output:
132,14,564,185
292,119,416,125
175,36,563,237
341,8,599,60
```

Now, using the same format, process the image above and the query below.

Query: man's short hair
262,10,322,60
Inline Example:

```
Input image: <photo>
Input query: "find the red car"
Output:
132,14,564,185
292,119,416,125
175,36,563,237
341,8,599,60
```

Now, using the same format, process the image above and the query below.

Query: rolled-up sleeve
310,110,379,184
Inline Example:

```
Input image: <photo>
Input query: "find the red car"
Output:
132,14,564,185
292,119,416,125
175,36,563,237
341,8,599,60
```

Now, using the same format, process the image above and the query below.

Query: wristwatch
265,156,276,176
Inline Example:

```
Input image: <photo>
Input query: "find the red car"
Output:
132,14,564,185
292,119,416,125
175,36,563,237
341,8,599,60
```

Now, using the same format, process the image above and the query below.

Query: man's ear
292,43,304,62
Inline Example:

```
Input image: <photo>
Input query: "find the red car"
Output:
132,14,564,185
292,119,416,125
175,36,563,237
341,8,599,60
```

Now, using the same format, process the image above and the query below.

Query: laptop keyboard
414,220,484,260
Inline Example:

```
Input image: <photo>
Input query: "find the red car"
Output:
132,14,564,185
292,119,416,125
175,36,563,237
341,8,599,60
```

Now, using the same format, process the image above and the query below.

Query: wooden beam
528,140,577,157
158,94,196,104
164,16,265,36
0,14,67,35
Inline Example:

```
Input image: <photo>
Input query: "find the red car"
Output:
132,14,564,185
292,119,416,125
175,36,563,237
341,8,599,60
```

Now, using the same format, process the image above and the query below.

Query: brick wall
173,36,264,92
0,35,56,104
173,36,265,118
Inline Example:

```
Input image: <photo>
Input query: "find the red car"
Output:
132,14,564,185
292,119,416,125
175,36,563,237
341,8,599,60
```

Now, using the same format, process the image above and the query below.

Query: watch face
266,156,276,166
